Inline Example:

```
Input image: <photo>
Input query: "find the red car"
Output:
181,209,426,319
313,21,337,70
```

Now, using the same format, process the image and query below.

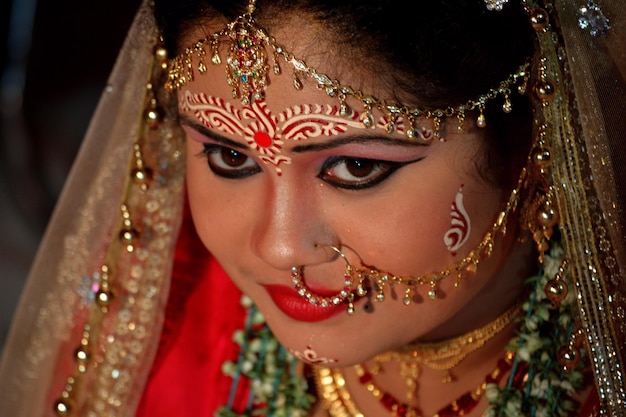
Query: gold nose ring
290,244,356,315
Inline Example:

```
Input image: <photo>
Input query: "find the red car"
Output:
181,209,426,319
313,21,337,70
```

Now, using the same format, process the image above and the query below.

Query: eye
319,156,419,190
199,143,261,178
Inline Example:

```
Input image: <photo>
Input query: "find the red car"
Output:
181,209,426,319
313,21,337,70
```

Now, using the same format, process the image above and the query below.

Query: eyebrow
180,115,429,152
290,134,429,153
180,116,248,150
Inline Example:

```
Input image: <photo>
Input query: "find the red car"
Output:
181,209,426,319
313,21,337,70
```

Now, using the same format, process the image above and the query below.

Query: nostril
314,243,342,258
314,243,358,266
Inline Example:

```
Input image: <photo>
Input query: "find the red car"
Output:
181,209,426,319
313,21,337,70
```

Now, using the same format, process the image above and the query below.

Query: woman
0,0,624,416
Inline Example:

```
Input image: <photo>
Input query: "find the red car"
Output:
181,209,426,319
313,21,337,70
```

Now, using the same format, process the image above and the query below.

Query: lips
263,284,348,322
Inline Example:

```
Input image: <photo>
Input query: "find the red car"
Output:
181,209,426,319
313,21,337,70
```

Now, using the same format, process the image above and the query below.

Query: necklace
216,241,583,417
370,302,521,401
314,352,513,417
214,242,583,417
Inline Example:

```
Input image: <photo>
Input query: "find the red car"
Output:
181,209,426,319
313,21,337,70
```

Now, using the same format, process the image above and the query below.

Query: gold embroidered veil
1,3,187,415
0,0,624,416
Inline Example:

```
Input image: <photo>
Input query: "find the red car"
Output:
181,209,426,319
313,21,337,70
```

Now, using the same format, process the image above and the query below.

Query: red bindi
254,131,272,148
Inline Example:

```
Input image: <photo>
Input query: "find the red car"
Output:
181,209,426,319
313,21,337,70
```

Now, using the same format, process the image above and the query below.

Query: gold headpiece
166,0,530,140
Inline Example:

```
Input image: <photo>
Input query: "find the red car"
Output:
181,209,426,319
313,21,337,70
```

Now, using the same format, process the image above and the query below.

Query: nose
250,178,336,271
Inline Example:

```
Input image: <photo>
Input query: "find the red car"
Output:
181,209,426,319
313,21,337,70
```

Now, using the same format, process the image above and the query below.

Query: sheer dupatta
0,0,625,416
548,0,626,413
0,2,188,415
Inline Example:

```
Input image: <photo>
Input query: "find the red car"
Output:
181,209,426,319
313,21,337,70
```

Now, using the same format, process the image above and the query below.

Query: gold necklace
372,301,521,400
314,301,521,413
313,352,514,417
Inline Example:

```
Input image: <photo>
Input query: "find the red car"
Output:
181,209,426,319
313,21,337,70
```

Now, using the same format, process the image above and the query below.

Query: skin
180,18,533,415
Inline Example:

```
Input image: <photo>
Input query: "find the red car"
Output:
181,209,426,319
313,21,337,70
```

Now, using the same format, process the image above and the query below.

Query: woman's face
180,23,522,367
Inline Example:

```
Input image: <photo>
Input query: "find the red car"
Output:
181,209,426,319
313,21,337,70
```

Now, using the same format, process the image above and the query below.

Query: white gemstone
291,59,307,71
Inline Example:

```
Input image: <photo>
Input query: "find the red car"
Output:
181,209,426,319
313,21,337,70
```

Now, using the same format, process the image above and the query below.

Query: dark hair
154,0,535,189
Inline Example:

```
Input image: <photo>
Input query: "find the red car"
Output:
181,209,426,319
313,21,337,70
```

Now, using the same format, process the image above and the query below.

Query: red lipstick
264,284,348,322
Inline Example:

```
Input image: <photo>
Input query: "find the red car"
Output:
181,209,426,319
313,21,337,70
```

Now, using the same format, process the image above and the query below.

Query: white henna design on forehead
180,90,433,175
288,345,338,365
444,185,471,256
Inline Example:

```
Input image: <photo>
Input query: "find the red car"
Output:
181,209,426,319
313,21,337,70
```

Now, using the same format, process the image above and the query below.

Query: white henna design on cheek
288,345,338,364
444,185,471,256
180,91,433,175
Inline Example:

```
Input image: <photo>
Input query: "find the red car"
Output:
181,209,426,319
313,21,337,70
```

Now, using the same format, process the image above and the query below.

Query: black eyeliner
318,156,424,190
199,143,261,179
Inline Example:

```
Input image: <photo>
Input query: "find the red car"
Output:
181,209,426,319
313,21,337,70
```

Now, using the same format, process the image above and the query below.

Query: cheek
344,192,451,273
338,169,500,276
186,150,214,246
185,144,242,258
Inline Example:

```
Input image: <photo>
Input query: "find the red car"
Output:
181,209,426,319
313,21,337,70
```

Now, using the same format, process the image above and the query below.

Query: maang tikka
166,0,531,141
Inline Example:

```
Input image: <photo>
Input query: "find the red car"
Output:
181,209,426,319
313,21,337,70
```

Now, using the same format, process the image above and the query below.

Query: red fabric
578,387,601,417
136,200,603,417
136,202,247,417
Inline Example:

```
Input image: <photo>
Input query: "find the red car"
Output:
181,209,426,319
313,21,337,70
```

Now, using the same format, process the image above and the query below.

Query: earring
543,258,584,373
558,325,584,373
522,58,560,264
291,245,357,315
545,258,569,307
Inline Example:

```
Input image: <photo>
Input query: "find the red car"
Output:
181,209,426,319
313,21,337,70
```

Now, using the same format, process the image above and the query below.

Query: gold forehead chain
166,0,530,140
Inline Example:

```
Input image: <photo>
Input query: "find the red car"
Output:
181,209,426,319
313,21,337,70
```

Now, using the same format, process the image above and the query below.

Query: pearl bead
545,279,568,304
558,346,581,372
74,347,89,364
131,168,153,189
502,99,512,113
537,203,558,227
476,113,486,128
530,8,550,32
96,290,113,307
54,399,71,416
532,147,552,168
154,46,168,61
145,107,164,127
119,228,139,241
534,81,556,103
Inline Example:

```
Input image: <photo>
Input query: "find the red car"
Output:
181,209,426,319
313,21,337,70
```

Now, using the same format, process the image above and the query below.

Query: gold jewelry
520,57,560,264
544,258,582,373
484,0,510,11
291,244,357,314
290,164,526,316
371,301,521,400
53,41,184,416
165,0,530,140
544,257,569,307
313,352,514,417
354,164,525,305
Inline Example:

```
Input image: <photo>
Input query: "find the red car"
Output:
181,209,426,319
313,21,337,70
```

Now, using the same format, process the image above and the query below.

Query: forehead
177,62,431,175
177,62,431,146
174,19,437,174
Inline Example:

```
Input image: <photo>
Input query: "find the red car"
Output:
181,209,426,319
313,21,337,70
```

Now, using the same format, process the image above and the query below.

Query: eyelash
198,143,420,189
318,156,416,190
199,143,261,179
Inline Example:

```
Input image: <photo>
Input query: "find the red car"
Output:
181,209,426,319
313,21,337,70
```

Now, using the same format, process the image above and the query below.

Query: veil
551,0,626,411
0,0,624,416
0,2,187,415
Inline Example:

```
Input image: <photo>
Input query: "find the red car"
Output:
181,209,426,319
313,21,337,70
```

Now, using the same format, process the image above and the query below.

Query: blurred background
0,0,141,353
